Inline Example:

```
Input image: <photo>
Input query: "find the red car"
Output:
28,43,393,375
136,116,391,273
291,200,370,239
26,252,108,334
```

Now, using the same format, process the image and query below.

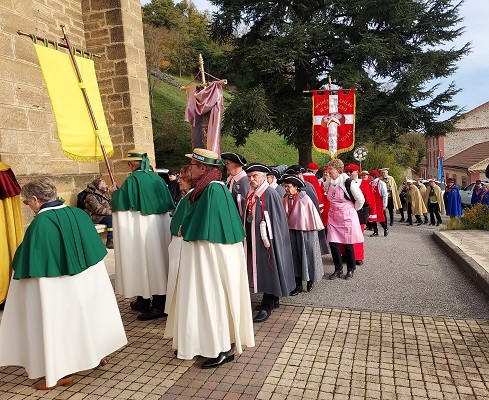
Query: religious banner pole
60,25,115,184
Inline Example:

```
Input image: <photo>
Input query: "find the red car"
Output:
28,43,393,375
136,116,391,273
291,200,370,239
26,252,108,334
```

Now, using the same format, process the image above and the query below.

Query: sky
141,0,488,118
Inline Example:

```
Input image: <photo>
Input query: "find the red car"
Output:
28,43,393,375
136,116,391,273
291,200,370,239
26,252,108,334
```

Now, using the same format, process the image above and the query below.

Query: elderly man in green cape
0,177,127,390
164,148,254,368
111,149,175,321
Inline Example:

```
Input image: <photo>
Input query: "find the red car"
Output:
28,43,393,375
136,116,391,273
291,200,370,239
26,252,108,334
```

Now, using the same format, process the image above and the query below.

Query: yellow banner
34,44,113,161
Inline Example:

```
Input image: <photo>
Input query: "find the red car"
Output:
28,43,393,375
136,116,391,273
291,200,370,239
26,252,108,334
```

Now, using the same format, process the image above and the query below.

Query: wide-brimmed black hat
266,167,280,178
244,163,270,173
278,174,305,188
285,165,305,174
221,152,247,166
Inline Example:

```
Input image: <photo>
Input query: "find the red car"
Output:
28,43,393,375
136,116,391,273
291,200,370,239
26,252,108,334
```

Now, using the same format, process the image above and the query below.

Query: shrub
445,203,489,231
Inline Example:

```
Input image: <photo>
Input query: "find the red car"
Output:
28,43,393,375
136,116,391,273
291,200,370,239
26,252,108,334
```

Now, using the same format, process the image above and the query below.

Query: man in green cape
111,149,175,321
164,148,254,368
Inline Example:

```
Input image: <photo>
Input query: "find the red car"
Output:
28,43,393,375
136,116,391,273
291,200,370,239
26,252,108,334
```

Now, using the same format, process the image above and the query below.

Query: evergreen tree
210,0,470,164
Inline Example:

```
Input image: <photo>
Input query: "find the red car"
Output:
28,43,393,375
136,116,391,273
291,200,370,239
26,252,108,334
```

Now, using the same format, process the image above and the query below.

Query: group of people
2,148,485,390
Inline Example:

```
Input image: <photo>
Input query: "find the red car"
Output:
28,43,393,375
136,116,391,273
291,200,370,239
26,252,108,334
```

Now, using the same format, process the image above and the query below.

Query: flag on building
437,152,444,182
34,43,113,161
312,89,355,158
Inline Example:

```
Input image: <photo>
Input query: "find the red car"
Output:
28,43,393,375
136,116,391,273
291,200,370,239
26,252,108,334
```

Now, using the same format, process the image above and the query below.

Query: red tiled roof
444,140,489,169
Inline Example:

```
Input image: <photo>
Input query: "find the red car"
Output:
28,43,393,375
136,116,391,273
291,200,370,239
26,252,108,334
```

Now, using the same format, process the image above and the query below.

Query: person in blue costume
443,178,462,218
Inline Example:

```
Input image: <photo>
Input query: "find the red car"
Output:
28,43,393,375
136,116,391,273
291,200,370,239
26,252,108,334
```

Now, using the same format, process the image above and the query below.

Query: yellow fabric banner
34,44,113,161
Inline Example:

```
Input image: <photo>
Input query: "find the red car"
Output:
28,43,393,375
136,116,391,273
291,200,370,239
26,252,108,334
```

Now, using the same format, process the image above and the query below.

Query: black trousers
330,242,355,272
428,202,442,224
372,221,387,233
386,197,394,224
407,203,423,224
260,293,279,312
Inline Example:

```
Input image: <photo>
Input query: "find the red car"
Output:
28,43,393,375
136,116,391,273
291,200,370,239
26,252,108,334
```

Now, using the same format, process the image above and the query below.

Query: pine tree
210,0,470,164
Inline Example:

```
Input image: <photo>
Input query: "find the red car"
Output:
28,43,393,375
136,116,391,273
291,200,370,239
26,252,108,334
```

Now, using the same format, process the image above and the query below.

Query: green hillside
151,75,326,170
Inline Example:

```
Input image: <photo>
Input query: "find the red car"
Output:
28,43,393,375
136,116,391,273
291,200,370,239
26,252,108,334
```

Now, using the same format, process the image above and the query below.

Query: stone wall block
15,84,46,109
0,57,43,86
0,104,28,130
105,8,123,25
0,130,19,153
27,108,49,133
106,42,126,60
0,81,16,105
110,26,124,43
0,32,14,59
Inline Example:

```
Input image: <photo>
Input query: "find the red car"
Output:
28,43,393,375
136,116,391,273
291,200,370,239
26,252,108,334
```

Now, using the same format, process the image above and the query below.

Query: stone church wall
0,0,153,225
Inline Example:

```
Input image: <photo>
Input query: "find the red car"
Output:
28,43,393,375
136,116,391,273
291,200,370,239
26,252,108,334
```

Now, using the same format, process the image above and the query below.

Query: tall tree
210,0,470,165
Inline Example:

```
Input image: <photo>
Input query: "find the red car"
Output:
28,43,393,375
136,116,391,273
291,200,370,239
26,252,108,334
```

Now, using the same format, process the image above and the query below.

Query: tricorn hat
278,174,305,188
220,152,247,166
244,163,270,173
369,169,380,177
285,165,305,174
185,148,223,165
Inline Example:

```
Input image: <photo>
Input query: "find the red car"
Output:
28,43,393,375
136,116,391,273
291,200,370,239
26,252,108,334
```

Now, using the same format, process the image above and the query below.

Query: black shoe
389,222,393,226
201,351,234,369
416,222,423,226
254,300,279,311
408,223,413,226
329,270,343,280
344,271,354,280
399,218,405,222
424,220,428,224
253,309,270,323
370,232,379,237
306,281,314,292
105,239,114,249
436,222,440,226
130,299,149,313
355,260,363,266
290,286,303,296
137,307,167,321
384,229,389,237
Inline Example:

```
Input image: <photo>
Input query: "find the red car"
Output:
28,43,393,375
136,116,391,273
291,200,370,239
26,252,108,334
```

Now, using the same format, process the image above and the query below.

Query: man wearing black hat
285,165,328,254
266,168,286,196
221,152,249,213
244,163,295,323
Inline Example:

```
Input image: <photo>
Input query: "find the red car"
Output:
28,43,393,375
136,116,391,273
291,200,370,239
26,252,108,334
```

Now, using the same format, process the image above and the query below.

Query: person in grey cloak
222,152,249,214
243,163,296,323
267,168,286,197
279,174,325,294
285,165,329,255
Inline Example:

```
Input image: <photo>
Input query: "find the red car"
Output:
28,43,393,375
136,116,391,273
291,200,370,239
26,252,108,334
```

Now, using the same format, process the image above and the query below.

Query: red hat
322,166,328,171
307,162,319,170
345,164,360,173
369,169,380,177
447,178,454,182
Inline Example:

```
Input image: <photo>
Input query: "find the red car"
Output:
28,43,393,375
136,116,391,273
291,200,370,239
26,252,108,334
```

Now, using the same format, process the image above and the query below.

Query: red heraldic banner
312,89,356,158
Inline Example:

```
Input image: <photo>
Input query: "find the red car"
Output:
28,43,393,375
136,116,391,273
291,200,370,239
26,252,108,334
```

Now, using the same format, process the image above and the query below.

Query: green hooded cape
180,182,245,244
13,206,107,279
111,170,175,215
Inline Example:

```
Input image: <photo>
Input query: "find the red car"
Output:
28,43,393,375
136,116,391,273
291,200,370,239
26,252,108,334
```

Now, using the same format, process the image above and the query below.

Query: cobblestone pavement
1,224,489,399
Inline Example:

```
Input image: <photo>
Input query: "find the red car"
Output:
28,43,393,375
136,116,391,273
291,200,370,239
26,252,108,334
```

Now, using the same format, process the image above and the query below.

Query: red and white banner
312,89,356,158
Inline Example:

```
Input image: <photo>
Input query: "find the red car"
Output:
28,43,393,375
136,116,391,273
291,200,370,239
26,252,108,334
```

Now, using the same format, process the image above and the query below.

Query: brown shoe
35,375,74,390
106,239,114,249
99,357,109,367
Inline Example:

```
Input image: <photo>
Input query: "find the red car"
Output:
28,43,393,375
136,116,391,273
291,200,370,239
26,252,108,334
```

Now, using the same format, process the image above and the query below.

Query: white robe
164,238,255,360
113,210,171,298
0,261,127,387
